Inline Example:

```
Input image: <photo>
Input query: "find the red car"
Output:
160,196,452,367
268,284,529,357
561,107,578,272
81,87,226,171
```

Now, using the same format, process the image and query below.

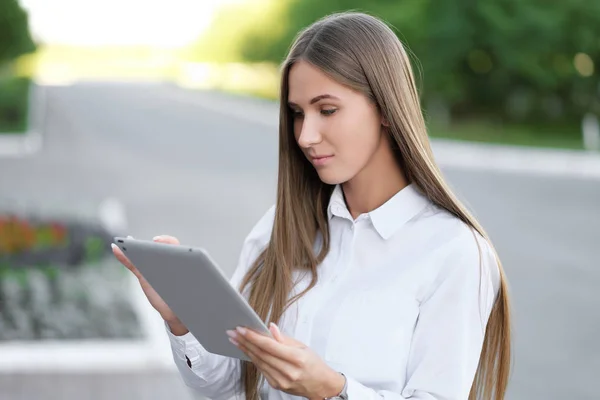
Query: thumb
269,323,304,347
269,322,285,342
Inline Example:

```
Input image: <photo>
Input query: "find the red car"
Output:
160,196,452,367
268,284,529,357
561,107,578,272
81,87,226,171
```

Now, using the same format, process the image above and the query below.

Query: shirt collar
327,183,430,240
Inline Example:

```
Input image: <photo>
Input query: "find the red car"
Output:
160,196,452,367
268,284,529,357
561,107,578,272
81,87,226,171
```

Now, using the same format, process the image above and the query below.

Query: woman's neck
342,134,408,220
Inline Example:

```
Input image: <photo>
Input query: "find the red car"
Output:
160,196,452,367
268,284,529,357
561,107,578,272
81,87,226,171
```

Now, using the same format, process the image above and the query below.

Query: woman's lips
311,155,334,166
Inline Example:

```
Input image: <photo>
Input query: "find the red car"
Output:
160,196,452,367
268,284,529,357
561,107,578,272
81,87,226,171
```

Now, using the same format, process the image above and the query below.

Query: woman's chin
315,169,350,186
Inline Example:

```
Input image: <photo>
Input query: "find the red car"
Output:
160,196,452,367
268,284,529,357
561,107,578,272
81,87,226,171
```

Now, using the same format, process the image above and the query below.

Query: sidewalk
0,370,196,400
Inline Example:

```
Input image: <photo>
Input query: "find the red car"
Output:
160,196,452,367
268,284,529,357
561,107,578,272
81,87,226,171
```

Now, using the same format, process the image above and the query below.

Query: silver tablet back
114,236,271,361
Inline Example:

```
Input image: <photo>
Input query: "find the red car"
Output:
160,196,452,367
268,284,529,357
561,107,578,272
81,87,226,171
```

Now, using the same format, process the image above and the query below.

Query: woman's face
288,60,387,185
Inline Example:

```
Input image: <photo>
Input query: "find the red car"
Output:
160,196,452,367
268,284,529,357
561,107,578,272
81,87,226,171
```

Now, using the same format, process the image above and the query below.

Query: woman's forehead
288,62,350,104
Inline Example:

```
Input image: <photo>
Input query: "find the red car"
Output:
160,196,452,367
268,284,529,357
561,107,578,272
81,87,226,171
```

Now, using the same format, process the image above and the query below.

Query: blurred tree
184,0,289,63
0,0,36,69
449,0,600,123
195,0,600,126
0,0,36,133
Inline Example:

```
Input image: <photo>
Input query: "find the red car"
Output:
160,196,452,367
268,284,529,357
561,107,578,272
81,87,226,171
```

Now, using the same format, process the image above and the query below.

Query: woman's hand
111,235,183,326
227,323,345,400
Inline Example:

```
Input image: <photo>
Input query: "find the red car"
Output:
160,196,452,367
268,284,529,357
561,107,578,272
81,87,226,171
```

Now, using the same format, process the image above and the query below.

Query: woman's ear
378,105,389,127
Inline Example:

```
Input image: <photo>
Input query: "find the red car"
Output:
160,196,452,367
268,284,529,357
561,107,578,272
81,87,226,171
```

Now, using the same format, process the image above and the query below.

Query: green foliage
196,0,600,126
0,0,35,133
0,0,36,66
0,76,30,133
185,0,290,63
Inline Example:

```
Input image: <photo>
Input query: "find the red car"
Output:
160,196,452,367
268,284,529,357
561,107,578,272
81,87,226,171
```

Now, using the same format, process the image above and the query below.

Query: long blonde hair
239,11,511,400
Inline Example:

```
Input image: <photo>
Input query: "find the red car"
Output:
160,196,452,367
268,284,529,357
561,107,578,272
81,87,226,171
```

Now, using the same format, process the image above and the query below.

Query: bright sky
20,0,243,47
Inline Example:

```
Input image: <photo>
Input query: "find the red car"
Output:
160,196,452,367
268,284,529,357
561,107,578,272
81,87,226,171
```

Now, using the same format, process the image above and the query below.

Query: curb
432,139,600,180
0,83,46,158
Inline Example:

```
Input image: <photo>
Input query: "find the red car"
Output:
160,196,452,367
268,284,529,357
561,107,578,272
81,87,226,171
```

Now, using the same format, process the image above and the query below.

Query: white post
582,112,600,151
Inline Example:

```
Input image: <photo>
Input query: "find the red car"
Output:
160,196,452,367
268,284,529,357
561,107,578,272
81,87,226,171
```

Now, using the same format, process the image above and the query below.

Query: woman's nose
296,118,322,148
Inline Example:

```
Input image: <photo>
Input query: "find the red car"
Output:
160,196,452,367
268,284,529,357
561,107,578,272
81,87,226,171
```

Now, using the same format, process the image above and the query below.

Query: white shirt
165,183,500,400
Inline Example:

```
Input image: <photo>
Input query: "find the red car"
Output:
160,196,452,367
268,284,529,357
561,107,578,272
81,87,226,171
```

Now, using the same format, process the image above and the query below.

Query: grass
428,120,584,150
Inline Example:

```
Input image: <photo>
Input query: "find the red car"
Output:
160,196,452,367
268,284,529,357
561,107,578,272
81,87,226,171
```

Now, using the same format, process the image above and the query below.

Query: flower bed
0,213,142,341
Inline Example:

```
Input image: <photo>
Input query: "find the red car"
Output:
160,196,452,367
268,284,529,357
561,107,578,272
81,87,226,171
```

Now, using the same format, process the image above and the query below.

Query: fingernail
111,243,117,250
153,235,161,240
236,326,247,335
229,337,239,346
226,330,238,339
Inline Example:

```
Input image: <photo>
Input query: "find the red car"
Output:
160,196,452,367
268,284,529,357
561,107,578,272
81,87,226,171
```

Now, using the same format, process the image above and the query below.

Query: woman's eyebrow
288,94,340,107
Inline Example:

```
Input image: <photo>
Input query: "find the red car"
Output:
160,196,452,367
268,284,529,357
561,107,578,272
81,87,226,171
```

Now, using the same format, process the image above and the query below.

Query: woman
113,11,511,400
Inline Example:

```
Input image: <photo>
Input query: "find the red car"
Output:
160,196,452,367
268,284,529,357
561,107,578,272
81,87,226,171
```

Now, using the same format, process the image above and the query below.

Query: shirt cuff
346,375,410,399
164,321,206,366
346,376,373,399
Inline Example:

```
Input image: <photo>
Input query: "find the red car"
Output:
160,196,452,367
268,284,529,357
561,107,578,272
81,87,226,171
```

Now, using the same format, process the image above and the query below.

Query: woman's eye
292,110,304,118
321,109,337,116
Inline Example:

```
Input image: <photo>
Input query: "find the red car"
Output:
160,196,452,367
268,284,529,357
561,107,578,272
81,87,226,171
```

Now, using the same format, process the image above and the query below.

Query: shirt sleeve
344,229,501,399
165,205,276,400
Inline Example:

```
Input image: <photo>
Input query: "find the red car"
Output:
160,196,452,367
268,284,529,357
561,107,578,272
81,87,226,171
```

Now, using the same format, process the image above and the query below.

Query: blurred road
0,83,598,399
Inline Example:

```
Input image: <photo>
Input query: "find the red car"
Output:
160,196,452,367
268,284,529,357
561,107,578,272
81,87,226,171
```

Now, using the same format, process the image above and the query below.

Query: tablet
113,236,272,361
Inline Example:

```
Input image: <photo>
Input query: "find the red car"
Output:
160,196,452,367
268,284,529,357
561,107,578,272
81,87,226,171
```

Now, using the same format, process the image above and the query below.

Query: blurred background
0,0,598,399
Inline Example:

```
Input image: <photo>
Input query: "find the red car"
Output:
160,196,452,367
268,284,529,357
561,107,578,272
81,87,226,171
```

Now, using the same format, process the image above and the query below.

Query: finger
242,327,304,362
236,329,300,371
153,235,179,245
269,323,284,342
271,325,304,347
111,244,142,278
236,340,289,387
